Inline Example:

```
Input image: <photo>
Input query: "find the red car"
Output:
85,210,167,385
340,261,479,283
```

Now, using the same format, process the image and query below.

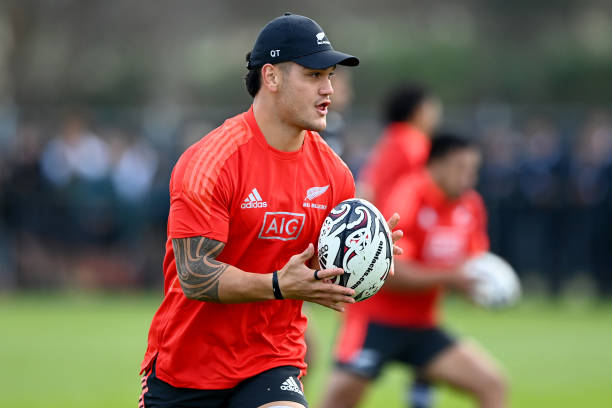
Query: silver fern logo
305,185,330,201
316,32,331,45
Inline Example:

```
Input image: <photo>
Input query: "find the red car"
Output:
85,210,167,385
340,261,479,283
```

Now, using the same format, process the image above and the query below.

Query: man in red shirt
321,134,508,408
358,84,442,211
139,14,401,408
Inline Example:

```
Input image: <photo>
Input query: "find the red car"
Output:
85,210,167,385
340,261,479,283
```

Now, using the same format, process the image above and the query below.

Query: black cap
247,13,359,70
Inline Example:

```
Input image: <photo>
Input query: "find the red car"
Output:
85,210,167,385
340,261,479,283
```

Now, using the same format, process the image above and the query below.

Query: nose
320,78,334,97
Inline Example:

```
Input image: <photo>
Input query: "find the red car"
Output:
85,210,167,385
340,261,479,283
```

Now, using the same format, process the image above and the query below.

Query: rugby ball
463,252,521,308
317,198,393,302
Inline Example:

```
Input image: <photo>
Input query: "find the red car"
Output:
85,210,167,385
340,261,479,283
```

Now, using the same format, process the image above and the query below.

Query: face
414,97,442,135
275,62,335,132
437,148,481,199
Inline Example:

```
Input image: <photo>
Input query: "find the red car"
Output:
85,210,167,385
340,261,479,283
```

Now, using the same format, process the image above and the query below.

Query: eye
329,71,336,79
310,72,321,78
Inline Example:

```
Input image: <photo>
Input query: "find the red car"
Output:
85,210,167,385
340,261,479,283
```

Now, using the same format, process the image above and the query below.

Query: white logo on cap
316,32,331,45
270,49,280,57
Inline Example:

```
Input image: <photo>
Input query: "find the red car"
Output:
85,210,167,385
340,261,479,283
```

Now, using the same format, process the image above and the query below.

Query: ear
261,63,282,93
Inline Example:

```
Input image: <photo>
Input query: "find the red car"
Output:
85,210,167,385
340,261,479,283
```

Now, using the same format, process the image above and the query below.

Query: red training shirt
358,122,430,211
141,106,355,389
336,170,488,362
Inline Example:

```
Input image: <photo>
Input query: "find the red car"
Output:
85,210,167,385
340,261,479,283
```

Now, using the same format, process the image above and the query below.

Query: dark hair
383,84,431,124
427,132,476,164
245,52,262,97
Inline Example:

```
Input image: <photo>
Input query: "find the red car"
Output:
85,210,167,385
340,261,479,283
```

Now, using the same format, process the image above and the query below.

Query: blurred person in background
321,134,507,408
569,113,612,296
515,117,568,295
41,113,111,188
2,122,45,288
0,140,13,288
355,83,442,406
478,126,521,276
357,83,442,209
111,130,159,235
40,112,116,246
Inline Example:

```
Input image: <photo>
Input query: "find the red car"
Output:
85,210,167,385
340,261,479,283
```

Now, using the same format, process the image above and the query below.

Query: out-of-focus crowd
0,109,212,290
1,106,611,296
477,109,612,297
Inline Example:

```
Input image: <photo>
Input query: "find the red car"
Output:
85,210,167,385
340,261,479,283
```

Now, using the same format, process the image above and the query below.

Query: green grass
0,293,611,407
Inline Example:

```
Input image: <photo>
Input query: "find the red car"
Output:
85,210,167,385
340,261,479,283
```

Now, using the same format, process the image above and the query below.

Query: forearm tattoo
172,237,228,302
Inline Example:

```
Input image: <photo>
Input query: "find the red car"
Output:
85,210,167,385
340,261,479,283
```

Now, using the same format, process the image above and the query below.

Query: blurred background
0,1,611,407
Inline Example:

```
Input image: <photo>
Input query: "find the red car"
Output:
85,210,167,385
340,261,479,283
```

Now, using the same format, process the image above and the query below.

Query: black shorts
139,360,308,408
335,323,456,380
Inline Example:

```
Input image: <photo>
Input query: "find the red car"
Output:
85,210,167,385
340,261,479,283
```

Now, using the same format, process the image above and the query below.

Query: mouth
315,100,331,116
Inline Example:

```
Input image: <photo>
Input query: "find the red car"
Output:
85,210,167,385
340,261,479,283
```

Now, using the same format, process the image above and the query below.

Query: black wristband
272,270,284,300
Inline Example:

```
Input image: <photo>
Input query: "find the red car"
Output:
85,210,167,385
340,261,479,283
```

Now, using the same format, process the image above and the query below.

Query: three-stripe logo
241,188,268,209
280,376,304,395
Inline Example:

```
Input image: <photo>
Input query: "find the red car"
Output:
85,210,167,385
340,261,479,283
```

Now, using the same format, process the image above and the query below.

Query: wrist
272,270,284,300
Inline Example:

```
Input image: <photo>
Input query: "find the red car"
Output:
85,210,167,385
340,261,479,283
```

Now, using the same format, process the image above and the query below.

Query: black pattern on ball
317,198,393,301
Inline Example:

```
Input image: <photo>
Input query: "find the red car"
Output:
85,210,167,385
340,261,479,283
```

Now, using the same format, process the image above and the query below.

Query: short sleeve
468,194,490,254
168,162,232,243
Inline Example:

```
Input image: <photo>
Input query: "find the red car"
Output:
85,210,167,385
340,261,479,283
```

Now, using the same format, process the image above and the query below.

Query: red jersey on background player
138,14,401,408
321,134,508,408
357,84,442,211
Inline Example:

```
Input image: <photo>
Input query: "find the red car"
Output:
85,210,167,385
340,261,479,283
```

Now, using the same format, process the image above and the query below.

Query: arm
173,237,356,311
383,259,473,294
172,236,272,303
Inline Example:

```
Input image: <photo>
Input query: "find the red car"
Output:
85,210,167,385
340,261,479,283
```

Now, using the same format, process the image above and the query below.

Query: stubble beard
280,94,327,132
302,116,326,132
293,102,327,132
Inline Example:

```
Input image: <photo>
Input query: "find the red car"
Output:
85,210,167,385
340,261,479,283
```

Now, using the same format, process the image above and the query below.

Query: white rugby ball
317,198,393,302
463,252,521,308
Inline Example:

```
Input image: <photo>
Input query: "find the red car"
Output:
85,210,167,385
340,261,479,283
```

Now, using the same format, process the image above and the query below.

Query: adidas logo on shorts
280,376,303,395
241,188,268,209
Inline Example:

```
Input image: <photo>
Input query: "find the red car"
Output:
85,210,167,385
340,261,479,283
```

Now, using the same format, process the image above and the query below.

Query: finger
296,243,315,262
332,295,356,304
390,261,395,276
335,304,346,312
393,244,403,255
318,301,346,313
330,304,345,312
391,229,403,244
386,213,400,230
314,287,356,303
317,283,355,297
313,267,344,280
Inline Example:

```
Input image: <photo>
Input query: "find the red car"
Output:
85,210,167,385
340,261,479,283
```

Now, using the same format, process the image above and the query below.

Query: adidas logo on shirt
280,376,303,395
241,188,268,209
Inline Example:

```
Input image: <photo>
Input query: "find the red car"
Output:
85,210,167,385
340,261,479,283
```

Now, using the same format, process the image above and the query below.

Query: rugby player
357,84,442,210
138,13,404,408
320,134,508,408
357,83,442,408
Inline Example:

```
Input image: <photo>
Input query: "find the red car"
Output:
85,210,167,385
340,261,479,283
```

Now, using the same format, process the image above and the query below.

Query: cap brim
292,49,359,69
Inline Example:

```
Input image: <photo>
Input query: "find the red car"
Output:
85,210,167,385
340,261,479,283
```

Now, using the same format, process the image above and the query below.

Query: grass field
0,293,611,407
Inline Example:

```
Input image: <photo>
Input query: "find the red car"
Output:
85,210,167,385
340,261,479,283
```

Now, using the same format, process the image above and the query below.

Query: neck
427,166,452,199
406,120,429,137
252,97,306,152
